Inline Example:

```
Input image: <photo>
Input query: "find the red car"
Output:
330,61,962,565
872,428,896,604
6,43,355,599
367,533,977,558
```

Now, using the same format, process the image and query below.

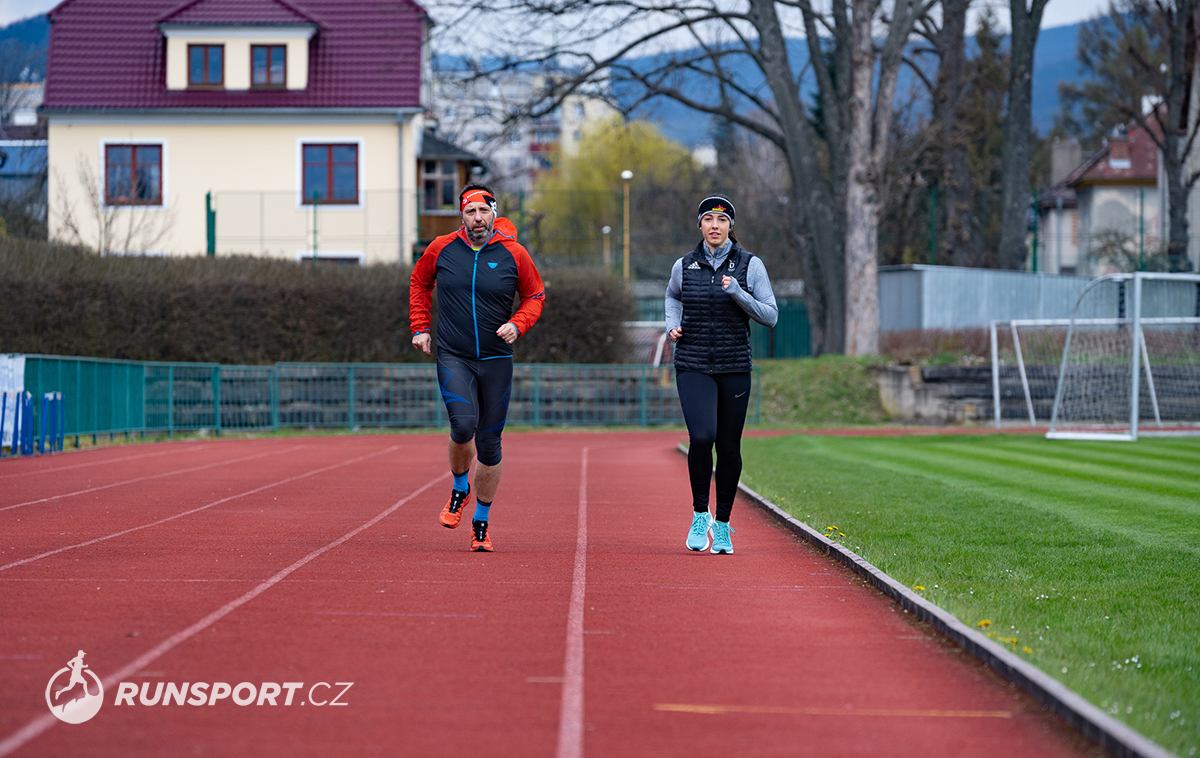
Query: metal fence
212,190,408,262
16,355,760,444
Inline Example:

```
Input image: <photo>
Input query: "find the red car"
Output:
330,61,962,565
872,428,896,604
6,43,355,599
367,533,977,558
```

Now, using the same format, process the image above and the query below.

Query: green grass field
740,433,1200,756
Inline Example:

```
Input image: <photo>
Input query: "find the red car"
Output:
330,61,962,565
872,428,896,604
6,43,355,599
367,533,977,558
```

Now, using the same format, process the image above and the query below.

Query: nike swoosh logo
735,391,747,398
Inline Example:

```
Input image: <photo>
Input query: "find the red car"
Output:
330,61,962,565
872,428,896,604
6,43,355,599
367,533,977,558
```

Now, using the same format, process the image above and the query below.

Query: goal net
989,273,1200,439
1044,273,1200,440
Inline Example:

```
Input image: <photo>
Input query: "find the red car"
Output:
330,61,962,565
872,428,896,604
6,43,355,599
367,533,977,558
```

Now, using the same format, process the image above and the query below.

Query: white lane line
0,471,447,758
0,444,402,573
556,446,588,758
0,444,216,480
0,445,307,513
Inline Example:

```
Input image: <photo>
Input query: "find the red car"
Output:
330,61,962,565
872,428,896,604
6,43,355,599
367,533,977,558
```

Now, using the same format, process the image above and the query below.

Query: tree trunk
936,0,981,267
1162,0,1197,270
843,0,880,355
748,0,845,354
997,0,1049,270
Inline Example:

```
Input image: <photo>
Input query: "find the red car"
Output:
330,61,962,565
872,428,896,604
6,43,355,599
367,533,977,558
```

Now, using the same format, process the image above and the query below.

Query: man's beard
466,220,494,245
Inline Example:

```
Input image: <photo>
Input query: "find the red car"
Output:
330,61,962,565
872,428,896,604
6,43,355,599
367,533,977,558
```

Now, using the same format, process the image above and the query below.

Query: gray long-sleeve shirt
665,241,778,331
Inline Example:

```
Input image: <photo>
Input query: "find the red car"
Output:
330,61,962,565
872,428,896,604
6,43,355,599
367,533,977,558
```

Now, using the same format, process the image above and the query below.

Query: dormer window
162,21,316,92
252,45,286,88
188,44,224,87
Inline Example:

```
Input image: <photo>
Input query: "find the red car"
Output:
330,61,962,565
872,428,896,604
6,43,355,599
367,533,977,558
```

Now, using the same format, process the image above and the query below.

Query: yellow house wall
48,117,423,265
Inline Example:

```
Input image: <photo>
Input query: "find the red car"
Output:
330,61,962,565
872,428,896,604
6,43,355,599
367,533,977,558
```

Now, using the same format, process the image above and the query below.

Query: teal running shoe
686,511,712,551
710,520,735,554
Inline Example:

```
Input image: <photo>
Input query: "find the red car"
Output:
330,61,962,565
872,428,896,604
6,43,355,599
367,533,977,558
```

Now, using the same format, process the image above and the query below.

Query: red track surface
0,433,1103,757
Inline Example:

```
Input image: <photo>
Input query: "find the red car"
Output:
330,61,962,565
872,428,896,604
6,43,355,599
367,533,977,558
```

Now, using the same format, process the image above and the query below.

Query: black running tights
676,371,752,523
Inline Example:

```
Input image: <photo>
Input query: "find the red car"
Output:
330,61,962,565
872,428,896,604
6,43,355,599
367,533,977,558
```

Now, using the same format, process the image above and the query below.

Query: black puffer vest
674,241,754,374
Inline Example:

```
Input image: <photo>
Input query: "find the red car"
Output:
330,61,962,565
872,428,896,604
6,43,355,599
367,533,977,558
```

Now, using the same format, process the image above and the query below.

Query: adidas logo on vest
686,261,701,269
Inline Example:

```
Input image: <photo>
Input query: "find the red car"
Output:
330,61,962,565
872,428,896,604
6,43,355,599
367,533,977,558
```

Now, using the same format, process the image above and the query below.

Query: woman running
666,194,778,554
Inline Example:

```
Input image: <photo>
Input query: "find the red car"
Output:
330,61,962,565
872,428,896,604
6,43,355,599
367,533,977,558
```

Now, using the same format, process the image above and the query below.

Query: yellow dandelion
913,585,925,591
977,620,992,629
838,532,845,537
1023,647,1033,654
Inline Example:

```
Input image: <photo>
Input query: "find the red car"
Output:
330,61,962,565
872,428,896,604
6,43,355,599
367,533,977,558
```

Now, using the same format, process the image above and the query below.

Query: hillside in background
0,14,48,81
620,22,1083,147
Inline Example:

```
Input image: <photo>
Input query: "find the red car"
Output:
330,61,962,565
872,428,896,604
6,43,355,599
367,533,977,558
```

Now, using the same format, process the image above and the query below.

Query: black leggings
676,371,751,522
436,352,513,466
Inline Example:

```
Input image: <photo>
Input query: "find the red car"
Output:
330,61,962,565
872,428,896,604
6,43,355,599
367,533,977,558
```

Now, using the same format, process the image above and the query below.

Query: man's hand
668,327,682,343
722,275,733,289
412,333,431,355
497,322,519,344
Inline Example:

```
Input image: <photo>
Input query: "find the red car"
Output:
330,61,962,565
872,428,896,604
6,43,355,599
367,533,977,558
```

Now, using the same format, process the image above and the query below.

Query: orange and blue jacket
409,217,546,360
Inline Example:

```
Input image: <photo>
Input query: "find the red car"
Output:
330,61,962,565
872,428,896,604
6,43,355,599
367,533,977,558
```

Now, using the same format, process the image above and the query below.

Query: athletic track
0,432,1104,757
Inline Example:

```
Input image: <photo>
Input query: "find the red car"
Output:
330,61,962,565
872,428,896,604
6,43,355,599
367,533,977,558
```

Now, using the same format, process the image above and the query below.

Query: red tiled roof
159,0,318,26
44,0,427,110
1066,120,1159,187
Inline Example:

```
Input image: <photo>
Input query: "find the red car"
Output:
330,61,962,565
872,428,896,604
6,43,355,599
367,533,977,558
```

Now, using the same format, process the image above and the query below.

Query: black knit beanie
696,195,735,227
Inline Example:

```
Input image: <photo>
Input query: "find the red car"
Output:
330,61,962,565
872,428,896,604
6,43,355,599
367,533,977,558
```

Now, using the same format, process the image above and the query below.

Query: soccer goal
1040,272,1200,440
989,273,1200,439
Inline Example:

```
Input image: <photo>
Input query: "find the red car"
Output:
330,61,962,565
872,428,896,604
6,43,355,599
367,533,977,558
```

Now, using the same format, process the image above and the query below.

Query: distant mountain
622,21,1085,147
0,14,49,81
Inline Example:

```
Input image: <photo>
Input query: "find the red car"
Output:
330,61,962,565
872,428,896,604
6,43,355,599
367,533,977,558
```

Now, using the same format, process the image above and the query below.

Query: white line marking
0,445,307,512
0,444,215,480
0,471,447,757
0,445,401,573
314,611,482,618
556,446,588,758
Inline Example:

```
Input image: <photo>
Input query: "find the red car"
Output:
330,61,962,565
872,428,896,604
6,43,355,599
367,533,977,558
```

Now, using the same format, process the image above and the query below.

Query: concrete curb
675,442,1175,758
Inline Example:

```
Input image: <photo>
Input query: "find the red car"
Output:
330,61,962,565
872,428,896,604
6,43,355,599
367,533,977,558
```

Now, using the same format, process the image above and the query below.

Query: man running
410,184,545,552
55,651,94,700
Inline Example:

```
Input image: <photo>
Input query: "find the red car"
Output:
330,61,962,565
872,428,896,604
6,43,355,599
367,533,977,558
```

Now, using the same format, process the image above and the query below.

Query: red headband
461,190,496,213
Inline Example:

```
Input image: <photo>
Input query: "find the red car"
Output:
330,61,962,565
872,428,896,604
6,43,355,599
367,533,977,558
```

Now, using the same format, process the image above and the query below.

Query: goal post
1045,272,1200,441
988,273,1200,439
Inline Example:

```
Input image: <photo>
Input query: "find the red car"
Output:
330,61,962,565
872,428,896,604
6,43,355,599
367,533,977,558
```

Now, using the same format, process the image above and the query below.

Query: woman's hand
668,327,683,343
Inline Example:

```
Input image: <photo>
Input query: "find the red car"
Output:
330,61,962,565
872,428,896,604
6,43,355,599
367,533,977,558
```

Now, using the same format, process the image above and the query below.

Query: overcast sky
2,0,1113,38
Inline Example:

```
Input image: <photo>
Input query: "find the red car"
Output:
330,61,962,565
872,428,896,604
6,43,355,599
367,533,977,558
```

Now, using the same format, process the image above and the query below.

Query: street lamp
601,225,612,268
621,169,633,282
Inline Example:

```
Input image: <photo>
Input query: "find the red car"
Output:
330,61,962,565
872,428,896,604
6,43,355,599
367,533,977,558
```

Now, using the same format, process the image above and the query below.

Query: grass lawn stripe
1017,443,1200,479
1023,440,1200,470
740,434,1200,756
907,440,1200,505
822,441,1200,552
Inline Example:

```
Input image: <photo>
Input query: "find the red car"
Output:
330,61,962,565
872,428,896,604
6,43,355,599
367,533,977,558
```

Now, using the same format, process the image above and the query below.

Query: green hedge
0,239,633,364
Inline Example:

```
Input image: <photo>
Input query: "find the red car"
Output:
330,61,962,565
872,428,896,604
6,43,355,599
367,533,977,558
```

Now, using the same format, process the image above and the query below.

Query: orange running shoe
440,486,471,528
471,520,493,552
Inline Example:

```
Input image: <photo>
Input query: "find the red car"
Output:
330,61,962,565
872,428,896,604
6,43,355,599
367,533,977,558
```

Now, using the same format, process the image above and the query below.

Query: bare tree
912,0,981,266
54,155,176,255
431,0,931,355
996,0,1051,270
